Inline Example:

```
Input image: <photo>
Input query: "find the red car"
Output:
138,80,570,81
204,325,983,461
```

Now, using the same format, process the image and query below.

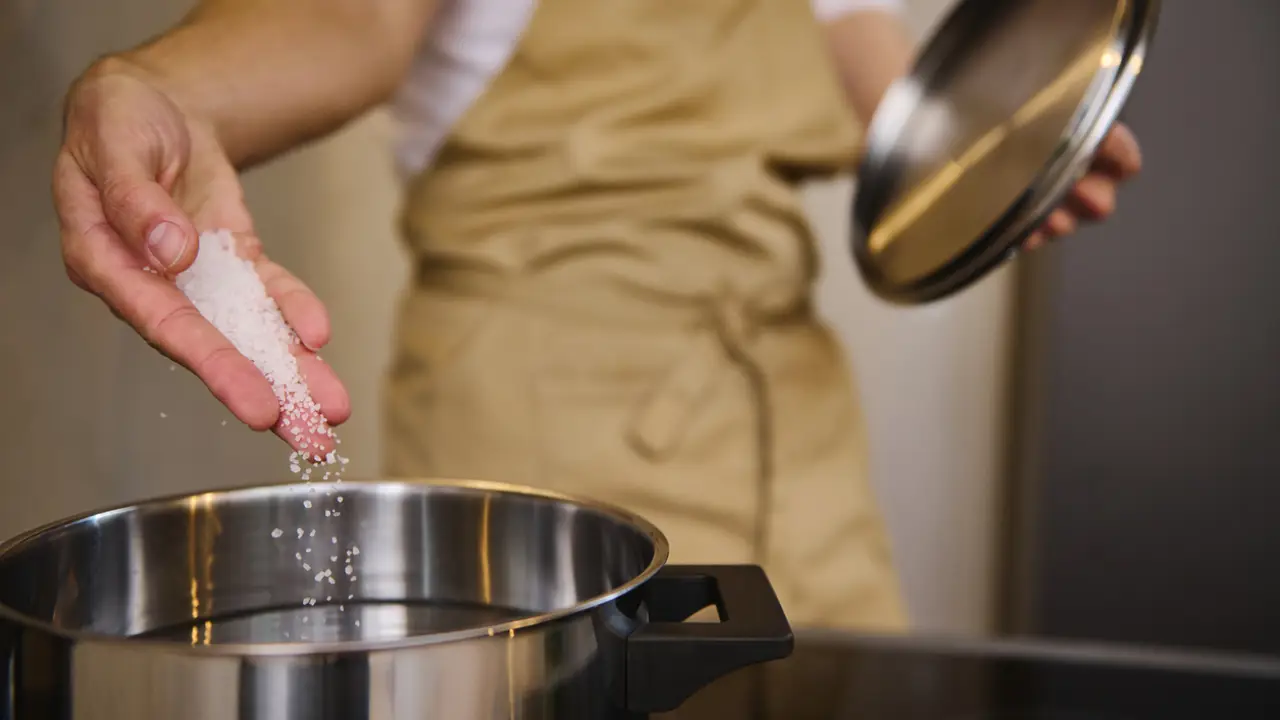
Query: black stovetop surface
656,631,1280,720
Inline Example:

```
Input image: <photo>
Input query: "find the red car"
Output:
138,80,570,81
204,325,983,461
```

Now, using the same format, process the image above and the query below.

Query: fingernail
148,222,188,270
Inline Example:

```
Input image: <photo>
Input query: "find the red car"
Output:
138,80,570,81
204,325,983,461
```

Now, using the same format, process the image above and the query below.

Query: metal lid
851,0,1160,304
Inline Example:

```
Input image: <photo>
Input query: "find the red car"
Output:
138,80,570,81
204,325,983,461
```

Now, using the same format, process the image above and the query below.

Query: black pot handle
621,564,793,714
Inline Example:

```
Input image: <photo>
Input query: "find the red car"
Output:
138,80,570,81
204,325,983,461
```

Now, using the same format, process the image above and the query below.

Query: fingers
97,159,199,274
1093,123,1143,180
1067,173,1117,221
1044,208,1078,237
1019,125,1140,252
296,352,351,427
274,417,336,460
1023,209,1076,251
273,351,351,460
113,274,282,431
226,236,346,453
255,257,332,351
63,70,199,274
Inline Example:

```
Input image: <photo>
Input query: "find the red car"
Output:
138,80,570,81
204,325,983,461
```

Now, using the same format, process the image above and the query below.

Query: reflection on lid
863,0,1127,286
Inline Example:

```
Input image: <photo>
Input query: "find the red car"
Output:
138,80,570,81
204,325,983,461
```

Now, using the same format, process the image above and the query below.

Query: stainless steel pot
0,479,792,719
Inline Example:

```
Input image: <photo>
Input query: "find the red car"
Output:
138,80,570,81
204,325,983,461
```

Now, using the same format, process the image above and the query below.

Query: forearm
822,7,916,128
95,0,438,168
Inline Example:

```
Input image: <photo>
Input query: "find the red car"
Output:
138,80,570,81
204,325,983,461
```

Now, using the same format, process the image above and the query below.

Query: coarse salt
175,229,339,460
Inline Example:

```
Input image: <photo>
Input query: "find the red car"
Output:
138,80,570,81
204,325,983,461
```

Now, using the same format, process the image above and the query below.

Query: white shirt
390,0,903,179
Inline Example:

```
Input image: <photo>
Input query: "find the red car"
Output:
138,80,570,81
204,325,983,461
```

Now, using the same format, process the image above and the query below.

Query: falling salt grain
270,528,284,539
159,412,167,419
303,500,312,509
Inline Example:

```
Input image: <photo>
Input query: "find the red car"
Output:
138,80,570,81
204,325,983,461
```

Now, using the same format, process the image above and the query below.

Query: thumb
98,167,198,275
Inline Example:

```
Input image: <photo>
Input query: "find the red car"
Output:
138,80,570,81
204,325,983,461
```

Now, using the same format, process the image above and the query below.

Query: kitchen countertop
657,630,1280,719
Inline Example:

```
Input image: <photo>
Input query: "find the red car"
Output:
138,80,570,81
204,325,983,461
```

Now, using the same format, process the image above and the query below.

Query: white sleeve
811,0,904,23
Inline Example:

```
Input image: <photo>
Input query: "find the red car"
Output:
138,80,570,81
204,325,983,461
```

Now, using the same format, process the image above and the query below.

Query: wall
0,0,1006,634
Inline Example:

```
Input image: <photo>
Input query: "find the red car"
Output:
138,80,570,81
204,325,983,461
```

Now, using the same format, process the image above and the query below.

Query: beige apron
385,0,907,631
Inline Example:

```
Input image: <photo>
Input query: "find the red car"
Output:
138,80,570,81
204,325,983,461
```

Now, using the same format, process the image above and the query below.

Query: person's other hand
1023,123,1143,250
54,60,350,457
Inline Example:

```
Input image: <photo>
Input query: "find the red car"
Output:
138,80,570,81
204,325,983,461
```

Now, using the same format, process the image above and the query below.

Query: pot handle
622,564,793,713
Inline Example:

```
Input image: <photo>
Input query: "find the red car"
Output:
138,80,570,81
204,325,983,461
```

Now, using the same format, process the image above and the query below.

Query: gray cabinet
1004,2,1280,654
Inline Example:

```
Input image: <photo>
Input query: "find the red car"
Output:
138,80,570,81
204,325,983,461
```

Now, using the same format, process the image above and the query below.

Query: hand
1023,123,1143,250
54,60,350,456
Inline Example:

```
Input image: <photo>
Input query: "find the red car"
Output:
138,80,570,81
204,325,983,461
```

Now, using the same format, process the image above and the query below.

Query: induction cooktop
657,632,1280,720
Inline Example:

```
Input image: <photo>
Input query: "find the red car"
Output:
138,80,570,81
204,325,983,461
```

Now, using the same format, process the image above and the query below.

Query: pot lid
851,0,1161,304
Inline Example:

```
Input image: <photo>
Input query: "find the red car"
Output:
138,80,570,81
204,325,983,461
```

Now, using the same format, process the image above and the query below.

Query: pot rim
0,477,671,657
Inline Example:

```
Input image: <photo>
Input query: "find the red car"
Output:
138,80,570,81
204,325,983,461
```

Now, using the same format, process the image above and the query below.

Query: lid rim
851,0,1161,305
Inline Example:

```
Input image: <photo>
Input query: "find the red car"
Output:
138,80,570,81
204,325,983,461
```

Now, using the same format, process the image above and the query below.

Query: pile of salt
175,229,334,460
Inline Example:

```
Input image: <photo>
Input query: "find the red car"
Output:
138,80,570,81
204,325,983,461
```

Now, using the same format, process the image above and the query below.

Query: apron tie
625,286,778,561
625,288,759,460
